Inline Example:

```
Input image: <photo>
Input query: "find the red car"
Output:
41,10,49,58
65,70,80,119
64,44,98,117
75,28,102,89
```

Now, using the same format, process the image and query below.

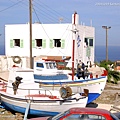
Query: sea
95,46,120,63
0,45,120,63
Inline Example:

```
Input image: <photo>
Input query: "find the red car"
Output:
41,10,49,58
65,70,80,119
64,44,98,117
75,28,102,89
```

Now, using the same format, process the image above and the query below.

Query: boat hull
0,93,88,116
35,76,107,104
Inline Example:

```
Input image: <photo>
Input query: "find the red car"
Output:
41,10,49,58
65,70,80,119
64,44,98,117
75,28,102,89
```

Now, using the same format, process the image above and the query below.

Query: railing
6,85,55,99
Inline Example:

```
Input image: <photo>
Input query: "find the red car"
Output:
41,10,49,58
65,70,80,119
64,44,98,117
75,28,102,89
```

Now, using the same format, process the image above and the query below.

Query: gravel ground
0,108,23,120
94,82,120,105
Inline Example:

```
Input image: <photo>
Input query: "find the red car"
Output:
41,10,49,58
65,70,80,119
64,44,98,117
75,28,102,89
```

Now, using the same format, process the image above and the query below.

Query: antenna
59,17,63,23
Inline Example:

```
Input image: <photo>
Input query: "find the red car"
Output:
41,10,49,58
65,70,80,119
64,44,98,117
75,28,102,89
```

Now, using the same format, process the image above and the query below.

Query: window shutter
10,39,14,48
42,39,46,48
20,39,23,48
32,39,36,48
86,47,91,57
50,39,53,48
61,39,65,49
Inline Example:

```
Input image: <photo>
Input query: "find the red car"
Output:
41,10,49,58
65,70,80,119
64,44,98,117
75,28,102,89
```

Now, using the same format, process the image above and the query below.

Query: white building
5,13,95,68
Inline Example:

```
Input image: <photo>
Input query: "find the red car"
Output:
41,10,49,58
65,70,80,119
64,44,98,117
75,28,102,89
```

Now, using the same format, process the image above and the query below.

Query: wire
33,0,71,23
33,6,72,56
32,7,51,39
0,0,24,13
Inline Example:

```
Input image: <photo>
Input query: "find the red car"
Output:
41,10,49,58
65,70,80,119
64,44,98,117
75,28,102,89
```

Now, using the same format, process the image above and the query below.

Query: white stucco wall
5,23,95,67
5,24,73,56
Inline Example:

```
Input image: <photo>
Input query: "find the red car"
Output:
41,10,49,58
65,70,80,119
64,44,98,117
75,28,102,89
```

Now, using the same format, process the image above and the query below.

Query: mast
72,37,75,80
72,12,78,80
29,0,33,69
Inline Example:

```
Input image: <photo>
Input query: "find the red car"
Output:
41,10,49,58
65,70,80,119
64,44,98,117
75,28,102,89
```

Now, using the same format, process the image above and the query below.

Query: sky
0,0,120,46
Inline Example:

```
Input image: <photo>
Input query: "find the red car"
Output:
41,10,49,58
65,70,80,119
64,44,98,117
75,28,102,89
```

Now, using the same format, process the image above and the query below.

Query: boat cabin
34,60,57,71
33,60,69,81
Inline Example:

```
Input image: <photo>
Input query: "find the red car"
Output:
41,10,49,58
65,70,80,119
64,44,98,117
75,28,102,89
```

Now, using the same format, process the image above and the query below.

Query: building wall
76,25,95,65
5,24,73,56
5,22,95,67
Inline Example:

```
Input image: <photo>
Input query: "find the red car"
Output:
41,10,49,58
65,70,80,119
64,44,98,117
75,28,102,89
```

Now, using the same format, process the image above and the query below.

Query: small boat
33,60,107,104
0,67,88,117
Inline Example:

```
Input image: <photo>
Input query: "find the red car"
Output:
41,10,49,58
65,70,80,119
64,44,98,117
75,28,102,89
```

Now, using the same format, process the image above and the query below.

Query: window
36,39,42,47
49,39,65,48
54,39,61,47
52,110,70,120
49,63,53,69
53,63,57,68
32,39,46,48
84,38,93,47
36,63,44,68
63,114,80,120
89,39,93,46
46,63,49,69
110,113,119,120
63,114,106,120
45,63,56,69
14,39,20,47
84,38,88,46
88,114,106,120
10,39,23,48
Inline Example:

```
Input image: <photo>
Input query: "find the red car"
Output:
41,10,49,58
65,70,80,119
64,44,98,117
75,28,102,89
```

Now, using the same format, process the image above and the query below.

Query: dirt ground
94,82,120,105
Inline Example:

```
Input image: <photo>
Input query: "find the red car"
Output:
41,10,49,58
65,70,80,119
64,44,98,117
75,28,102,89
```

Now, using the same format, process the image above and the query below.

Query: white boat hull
36,76,107,103
0,92,88,116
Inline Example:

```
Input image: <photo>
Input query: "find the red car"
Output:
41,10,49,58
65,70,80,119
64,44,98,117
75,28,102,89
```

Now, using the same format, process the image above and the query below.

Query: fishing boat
33,59,107,104
0,67,88,117
32,12,108,104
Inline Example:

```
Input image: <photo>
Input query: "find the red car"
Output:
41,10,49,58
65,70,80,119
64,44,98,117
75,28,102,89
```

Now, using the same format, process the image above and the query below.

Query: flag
77,35,81,47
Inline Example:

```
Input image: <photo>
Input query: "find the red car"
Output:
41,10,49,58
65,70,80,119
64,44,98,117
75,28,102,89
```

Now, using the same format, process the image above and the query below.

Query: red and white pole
72,12,77,80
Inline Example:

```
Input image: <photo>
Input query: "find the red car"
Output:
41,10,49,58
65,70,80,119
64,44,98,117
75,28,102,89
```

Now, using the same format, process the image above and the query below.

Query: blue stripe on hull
34,74,68,80
87,93,100,104
34,76,106,84
1,102,59,117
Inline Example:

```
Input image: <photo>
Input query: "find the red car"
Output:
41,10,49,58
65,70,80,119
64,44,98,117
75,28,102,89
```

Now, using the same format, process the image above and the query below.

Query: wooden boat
33,60,107,104
0,68,88,117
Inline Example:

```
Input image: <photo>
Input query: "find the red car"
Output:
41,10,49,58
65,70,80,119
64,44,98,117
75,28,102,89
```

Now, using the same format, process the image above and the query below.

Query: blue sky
0,0,120,46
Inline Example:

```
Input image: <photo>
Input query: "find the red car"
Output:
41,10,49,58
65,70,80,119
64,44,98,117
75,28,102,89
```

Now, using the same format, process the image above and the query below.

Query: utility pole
29,0,33,68
102,26,111,62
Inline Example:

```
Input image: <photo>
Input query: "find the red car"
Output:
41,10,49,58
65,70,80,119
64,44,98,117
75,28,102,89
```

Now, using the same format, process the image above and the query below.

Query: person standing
81,62,85,79
77,60,85,79
82,62,85,70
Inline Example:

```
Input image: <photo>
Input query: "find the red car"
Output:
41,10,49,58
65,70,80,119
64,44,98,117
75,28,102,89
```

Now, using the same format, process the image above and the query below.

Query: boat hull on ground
0,92,88,117
35,76,107,104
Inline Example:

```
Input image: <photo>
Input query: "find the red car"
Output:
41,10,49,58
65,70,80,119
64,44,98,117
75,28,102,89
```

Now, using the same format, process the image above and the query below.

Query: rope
0,77,8,82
